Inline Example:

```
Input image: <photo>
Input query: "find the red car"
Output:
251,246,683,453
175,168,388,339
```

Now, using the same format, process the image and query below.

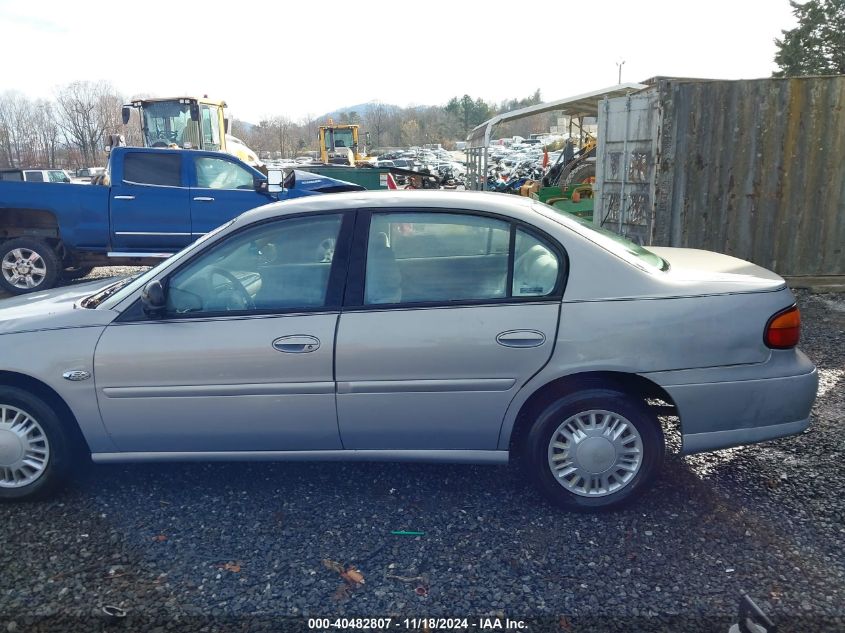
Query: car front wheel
0,387,73,500
524,388,664,511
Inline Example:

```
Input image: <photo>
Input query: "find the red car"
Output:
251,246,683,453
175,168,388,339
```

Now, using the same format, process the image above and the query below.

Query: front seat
365,232,402,304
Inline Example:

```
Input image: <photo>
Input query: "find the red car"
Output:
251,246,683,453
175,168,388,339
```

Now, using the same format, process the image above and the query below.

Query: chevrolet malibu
0,192,818,510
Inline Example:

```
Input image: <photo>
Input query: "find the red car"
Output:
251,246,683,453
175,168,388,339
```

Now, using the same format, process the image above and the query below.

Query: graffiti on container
626,193,650,225
628,153,650,182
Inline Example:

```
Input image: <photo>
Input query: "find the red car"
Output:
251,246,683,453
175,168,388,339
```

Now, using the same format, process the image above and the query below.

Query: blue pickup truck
0,147,363,294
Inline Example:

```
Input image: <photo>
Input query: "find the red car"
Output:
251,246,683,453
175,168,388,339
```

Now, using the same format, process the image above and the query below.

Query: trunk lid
647,247,786,293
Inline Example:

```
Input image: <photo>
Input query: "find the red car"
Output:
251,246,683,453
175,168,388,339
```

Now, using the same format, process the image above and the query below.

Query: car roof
236,190,540,228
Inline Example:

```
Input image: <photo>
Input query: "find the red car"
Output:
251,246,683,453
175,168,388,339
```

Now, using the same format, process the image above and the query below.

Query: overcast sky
0,0,797,123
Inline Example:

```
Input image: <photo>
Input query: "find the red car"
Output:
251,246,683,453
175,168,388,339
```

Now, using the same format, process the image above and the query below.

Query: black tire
563,161,596,188
0,386,76,501
0,237,60,295
61,265,95,280
524,388,664,511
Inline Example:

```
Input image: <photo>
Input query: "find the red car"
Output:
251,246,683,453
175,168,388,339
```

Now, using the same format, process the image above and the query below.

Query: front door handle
272,335,320,353
113,195,135,201
496,330,546,348
193,196,215,202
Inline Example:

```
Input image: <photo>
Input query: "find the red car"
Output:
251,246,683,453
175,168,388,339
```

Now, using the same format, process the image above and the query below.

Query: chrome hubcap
2,248,47,289
0,405,50,488
547,409,643,497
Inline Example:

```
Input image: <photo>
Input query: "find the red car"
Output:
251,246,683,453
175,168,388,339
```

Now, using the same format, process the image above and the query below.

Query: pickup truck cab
0,147,362,294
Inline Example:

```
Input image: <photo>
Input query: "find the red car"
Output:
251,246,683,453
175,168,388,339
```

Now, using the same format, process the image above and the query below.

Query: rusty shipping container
595,76,845,276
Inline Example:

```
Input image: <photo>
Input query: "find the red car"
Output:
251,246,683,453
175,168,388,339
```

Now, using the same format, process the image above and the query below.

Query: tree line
0,82,556,169
231,89,551,160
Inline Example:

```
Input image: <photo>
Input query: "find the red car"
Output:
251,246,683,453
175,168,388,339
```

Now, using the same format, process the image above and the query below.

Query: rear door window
123,153,182,187
364,212,511,304
24,171,44,182
363,212,563,306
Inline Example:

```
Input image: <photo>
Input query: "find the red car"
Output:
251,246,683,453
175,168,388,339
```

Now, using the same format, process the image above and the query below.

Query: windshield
92,220,236,310
325,128,355,151
141,102,197,148
533,202,668,271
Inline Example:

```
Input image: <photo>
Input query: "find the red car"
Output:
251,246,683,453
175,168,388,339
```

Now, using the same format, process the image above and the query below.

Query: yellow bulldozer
318,119,371,165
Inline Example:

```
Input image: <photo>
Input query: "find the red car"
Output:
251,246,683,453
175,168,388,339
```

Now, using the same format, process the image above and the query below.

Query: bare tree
54,81,122,166
30,100,62,168
0,91,32,167
365,102,386,149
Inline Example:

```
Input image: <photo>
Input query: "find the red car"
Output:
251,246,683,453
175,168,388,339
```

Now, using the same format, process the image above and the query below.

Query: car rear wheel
0,387,73,501
0,238,60,295
524,389,664,511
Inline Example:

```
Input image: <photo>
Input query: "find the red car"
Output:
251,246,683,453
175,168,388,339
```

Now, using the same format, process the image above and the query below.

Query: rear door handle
113,195,135,200
272,335,320,353
193,196,215,202
496,330,546,348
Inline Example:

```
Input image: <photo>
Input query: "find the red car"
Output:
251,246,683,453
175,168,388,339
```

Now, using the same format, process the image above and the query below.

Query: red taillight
764,305,801,349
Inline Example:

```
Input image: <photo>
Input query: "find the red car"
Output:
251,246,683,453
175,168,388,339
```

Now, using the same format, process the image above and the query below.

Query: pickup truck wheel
0,238,60,295
0,387,73,501
524,389,664,511
61,265,95,280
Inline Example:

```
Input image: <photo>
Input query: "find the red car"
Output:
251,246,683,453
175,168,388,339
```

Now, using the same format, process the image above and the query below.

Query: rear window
533,202,668,271
123,153,181,187
24,171,44,182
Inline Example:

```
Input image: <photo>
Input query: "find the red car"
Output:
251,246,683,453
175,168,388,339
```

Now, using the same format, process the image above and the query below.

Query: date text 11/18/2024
307,617,528,630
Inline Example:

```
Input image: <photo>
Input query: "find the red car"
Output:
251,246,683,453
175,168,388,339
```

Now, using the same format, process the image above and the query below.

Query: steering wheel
208,267,255,310
151,139,171,148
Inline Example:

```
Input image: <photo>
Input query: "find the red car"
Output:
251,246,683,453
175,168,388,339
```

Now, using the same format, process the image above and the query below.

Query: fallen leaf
224,562,241,573
342,567,365,586
152,534,168,542
322,559,345,574
558,616,573,631
331,584,351,602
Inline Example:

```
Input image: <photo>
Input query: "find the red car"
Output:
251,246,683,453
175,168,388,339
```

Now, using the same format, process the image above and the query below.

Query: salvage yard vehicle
0,192,817,509
122,96,261,166
0,147,363,294
0,168,72,183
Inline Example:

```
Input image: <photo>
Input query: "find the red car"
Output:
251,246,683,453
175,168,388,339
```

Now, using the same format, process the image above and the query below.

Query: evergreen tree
774,0,845,76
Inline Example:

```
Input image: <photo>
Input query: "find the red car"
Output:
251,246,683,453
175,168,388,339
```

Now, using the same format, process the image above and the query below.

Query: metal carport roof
466,83,648,148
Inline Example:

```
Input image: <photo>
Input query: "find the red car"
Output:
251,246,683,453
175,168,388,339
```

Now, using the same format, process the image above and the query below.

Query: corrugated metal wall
654,77,845,276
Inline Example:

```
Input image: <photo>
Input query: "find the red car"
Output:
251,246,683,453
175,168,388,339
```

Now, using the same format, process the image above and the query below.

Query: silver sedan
0,191,818,510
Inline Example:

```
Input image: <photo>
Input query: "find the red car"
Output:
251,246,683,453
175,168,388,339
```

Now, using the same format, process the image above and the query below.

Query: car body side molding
91,449,510,464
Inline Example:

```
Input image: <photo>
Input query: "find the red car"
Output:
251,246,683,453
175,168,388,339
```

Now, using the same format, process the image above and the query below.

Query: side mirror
121,106,131,125
266,169,284,194
141,280,166,317
190,103,200,122
224,118,230,134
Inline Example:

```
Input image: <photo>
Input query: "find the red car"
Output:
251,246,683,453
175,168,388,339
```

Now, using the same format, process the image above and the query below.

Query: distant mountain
319,102,401,121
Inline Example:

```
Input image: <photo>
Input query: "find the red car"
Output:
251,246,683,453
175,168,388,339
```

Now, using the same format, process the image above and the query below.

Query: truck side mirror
224,118,230,134
141,280,166,318
190,103,200,122
121,106,131,125
266,169,284,193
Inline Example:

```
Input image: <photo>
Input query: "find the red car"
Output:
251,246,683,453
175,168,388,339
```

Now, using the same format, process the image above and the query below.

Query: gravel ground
0,274,842,632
